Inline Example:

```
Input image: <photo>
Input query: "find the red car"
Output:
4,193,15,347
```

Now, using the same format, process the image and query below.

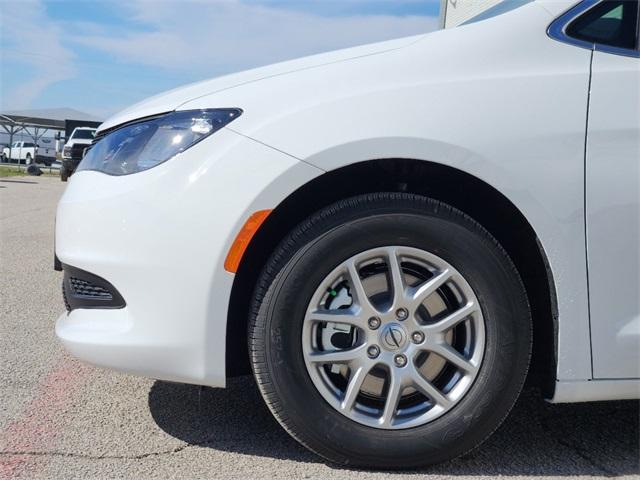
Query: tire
60,167,69,182
249,193,532,468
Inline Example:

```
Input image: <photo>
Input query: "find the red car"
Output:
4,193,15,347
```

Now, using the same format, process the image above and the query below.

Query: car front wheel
249,193,532,468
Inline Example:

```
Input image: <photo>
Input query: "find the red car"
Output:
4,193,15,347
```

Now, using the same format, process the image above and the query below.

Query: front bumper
55,128,321,387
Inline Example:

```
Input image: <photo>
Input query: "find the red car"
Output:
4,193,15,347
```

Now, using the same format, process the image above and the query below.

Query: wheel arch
226,158,558,396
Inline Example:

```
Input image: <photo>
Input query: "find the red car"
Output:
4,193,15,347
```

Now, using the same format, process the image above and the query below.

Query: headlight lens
77,108,242,176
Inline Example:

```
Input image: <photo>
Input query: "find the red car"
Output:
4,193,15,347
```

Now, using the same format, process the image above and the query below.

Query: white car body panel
99,35,427,133
55,0,640,400
536,0,580,16
586,51,640,379
553,378,640,403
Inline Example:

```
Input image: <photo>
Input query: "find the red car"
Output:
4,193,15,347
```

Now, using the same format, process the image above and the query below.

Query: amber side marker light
224,209,272,273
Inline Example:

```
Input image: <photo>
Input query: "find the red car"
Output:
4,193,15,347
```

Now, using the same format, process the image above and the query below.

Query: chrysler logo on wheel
381,324,407,351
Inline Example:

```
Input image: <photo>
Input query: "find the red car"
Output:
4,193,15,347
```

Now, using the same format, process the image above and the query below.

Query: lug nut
368,317,381,330
412,331,425,344
367,345,380,359
394,354,407,367
396,308,408,320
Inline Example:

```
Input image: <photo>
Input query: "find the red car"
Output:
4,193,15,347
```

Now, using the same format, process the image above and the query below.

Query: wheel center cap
380,323,408,351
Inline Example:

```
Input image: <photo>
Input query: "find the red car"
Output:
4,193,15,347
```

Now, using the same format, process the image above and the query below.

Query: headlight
77,108,242,176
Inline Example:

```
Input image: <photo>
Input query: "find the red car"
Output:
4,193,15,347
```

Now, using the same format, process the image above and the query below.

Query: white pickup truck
61,127,96,181
2,141,37,164
1,141,56,166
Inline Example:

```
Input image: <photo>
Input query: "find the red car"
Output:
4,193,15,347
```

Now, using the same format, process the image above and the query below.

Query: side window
567,0,639,51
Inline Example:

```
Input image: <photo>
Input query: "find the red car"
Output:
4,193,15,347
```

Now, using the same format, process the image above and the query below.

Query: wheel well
226,159,558,396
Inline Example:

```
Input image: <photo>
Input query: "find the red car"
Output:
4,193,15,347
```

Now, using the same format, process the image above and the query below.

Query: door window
567,0,639,51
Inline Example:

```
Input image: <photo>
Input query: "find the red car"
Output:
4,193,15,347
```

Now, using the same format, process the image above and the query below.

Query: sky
0,0,440,120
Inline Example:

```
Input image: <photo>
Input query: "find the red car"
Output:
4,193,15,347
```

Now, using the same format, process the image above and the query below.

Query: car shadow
148,376,315,462
149,376,639,476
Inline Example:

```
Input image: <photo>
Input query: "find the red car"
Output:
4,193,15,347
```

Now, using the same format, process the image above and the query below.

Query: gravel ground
0,176,638,480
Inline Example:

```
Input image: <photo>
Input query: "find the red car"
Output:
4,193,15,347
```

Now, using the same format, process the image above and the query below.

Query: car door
571,0,640,378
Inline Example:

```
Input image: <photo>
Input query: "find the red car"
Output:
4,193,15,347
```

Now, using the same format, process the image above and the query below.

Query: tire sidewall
253,196,531,467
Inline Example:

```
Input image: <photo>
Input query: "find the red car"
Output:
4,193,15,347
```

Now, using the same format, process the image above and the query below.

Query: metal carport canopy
0,108,103,158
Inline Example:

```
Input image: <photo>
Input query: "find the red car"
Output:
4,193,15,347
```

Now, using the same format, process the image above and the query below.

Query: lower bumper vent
69,276,113,300
62,265,126,311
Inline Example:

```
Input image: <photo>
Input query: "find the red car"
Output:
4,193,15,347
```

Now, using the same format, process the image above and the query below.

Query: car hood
98,34,426,133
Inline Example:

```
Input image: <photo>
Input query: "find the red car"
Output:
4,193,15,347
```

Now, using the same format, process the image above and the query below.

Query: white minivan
55,0,639,468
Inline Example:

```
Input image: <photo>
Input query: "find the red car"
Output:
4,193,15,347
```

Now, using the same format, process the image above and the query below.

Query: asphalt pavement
1,176,638,479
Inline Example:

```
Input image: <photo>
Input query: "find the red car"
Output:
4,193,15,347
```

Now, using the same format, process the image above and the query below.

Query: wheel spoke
341,363,370,411
385,247,405,307
410,367,452,408
306,308,365,329
380,371,403,427
307,344,366,365
346,259,375,312
423,302,478,334
429,342,477,373
409,269,451,308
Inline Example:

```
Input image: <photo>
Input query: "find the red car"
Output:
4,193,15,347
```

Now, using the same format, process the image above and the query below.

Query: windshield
72,129,96,140
462,0,533,25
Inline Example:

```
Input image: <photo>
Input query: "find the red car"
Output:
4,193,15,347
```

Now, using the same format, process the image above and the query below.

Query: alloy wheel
302,246,485,429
